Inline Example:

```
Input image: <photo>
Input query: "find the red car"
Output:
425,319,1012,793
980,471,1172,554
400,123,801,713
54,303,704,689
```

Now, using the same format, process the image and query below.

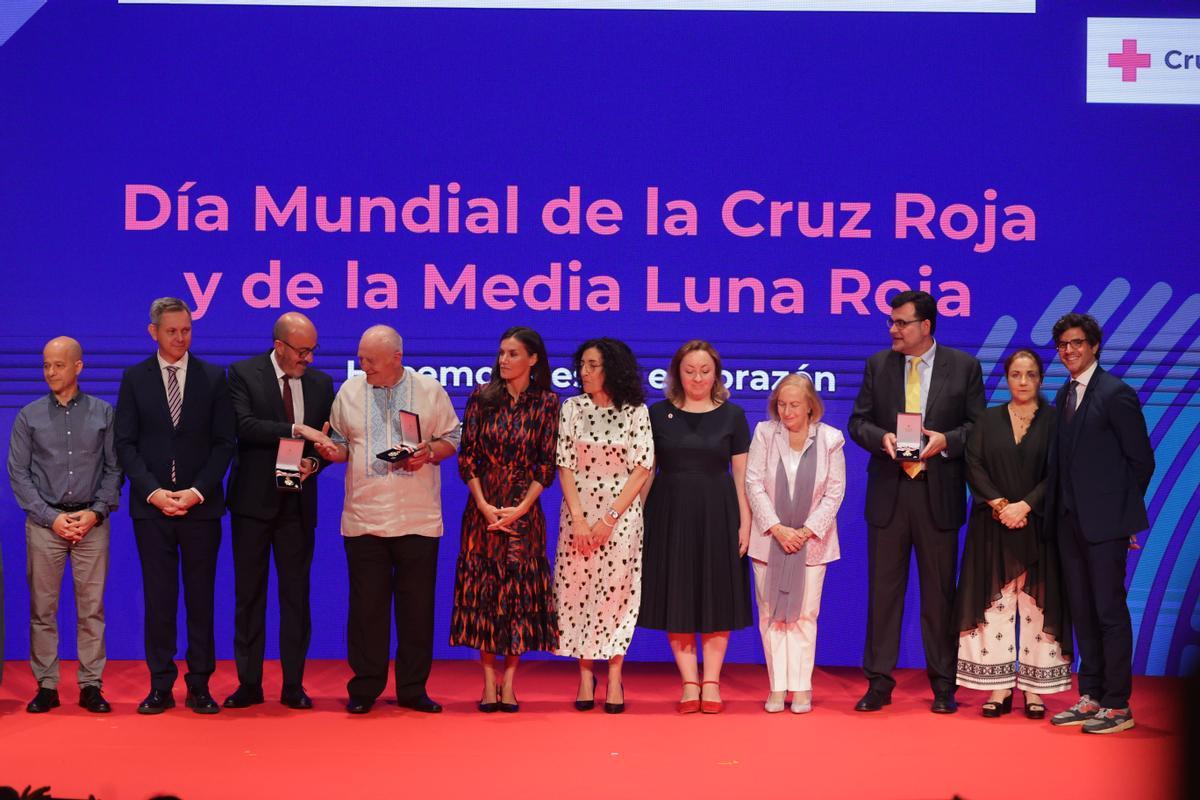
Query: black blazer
225,352,335,526
848,344,985,530
1046,366,1154,543
115,353,236,520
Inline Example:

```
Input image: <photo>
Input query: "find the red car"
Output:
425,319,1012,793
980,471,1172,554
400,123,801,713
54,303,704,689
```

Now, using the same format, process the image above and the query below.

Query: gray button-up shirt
7,391,123,528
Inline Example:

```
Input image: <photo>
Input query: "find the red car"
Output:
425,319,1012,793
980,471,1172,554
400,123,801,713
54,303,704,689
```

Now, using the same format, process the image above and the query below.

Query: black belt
51,501,92,512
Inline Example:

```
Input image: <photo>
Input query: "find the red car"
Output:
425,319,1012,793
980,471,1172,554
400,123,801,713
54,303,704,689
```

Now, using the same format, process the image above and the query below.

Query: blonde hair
665,340,730,406
766,372,823,424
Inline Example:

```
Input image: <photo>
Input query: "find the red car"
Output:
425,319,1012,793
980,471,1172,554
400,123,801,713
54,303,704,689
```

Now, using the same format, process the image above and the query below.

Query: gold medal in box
275,437,305,492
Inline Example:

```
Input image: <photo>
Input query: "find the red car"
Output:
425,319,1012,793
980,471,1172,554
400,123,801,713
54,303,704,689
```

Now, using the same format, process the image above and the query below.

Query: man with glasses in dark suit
849,290,985,714
223,312,335,711
1047,312,1153,735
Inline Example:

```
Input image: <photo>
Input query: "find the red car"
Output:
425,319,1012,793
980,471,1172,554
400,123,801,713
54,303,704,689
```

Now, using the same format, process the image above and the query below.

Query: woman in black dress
639,340,753,714
955,348,1071,718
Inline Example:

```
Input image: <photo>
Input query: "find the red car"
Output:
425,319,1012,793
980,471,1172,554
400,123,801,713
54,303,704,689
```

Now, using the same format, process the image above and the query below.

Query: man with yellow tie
848,290,985,714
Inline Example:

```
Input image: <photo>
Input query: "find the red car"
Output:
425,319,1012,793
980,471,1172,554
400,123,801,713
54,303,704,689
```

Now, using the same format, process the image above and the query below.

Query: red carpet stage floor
0,660,1183,800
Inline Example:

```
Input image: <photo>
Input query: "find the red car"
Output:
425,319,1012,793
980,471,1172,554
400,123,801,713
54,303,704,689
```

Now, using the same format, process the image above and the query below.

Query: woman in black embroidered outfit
954,348,1071,718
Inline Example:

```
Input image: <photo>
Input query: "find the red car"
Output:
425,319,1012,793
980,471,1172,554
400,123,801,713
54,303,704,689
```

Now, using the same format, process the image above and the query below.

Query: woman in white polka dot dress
553,338,654,714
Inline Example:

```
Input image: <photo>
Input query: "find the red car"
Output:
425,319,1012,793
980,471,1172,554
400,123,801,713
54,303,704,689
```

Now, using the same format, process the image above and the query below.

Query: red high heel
700,681,724,714
677,681,701,714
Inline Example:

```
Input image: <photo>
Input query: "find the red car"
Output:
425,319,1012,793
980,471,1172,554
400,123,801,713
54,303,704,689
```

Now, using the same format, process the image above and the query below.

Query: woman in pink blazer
745,373,846,714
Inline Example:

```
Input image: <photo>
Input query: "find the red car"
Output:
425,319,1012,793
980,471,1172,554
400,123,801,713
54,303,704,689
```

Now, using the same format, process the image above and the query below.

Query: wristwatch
605,507,620,524
91,509,106,526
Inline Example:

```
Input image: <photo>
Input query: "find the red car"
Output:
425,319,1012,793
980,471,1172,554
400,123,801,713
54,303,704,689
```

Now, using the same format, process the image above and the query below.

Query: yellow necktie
903,357,923,477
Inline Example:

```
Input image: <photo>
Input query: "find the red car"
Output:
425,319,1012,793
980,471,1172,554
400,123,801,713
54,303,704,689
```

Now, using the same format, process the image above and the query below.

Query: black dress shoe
346,696,374,714
280,687,313,710
79,685,112,714
499,698,519,714
137,689,176,715
396,694,442,713
854,689,892,712
223,685,265,709
185,688,221,715
931,693,959,714
27,687,60,714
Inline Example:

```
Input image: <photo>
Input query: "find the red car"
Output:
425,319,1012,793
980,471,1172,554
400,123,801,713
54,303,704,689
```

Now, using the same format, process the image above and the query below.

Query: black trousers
344,534,439,702
863,478,959,695
231,497,314,691
1057,511,1133,708
132,516,222,691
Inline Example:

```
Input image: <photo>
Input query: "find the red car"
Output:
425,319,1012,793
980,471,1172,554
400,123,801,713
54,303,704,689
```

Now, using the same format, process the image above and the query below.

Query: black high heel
981,690,1013,718
499,685,519,713
575,676,598,712
478,693,499,713
604,681,625,715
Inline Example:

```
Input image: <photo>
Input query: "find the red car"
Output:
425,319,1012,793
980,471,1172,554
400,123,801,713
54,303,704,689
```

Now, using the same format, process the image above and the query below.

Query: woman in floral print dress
553,338,653,714
450,326,560,713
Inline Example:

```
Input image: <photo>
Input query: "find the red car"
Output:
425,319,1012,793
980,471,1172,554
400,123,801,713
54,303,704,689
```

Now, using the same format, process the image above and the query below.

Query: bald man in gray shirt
7,337,122,713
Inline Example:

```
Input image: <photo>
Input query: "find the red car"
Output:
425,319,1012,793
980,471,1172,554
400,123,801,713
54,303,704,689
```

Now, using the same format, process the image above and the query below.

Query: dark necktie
1063,380,1079,425
282,377,295,424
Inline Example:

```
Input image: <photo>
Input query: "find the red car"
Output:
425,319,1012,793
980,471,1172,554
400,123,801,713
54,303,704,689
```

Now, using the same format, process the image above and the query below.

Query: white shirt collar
908,340,937,367
157,351,189,372
1073,360,1099,388
269,350,292,382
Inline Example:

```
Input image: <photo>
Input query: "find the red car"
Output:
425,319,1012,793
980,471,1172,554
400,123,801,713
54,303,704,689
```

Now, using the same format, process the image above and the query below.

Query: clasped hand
770,523,811,554
150,488,200,517
479,499,527,534
571,514,614,555
51,510,100,542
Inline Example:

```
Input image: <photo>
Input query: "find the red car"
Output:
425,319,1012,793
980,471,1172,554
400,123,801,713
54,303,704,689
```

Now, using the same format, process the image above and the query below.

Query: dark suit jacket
225,352,335,527
1046,366,1154,543
115,353,236,520
848,344,985,530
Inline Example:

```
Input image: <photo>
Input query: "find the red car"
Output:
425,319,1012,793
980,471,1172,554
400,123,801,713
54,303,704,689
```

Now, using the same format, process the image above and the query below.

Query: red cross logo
1109,39,1151,82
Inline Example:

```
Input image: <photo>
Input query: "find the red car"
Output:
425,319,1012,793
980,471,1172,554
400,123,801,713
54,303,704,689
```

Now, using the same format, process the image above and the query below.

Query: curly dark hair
1051,312,1103,355
572,337,645,410
478,326,553,408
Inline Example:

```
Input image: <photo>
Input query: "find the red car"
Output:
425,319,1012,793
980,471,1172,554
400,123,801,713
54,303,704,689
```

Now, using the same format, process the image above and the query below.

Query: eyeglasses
278,339,318,359
887,318,923,330
1055,338,1089,352
579,362,604,373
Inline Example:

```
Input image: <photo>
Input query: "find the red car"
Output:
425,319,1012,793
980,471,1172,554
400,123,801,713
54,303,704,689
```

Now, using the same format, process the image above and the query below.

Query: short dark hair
1052,312,1103,355
890,290,937,336
572,337,645,410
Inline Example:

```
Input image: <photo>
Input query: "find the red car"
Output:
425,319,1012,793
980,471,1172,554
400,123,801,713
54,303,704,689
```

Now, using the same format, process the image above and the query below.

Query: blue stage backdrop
1,0,1197,676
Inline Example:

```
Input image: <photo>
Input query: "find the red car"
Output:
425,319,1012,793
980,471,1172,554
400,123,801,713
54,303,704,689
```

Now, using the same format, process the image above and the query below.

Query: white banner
1087,17,1200,105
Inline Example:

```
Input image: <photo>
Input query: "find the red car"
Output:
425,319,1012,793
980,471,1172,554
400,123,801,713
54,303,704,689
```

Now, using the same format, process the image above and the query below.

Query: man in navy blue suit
115,297,235,715
1047,312,1154,735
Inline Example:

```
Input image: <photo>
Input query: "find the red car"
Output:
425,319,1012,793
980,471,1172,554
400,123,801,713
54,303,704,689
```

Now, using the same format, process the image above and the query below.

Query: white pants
957,572,1071,694
751,559,826,693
